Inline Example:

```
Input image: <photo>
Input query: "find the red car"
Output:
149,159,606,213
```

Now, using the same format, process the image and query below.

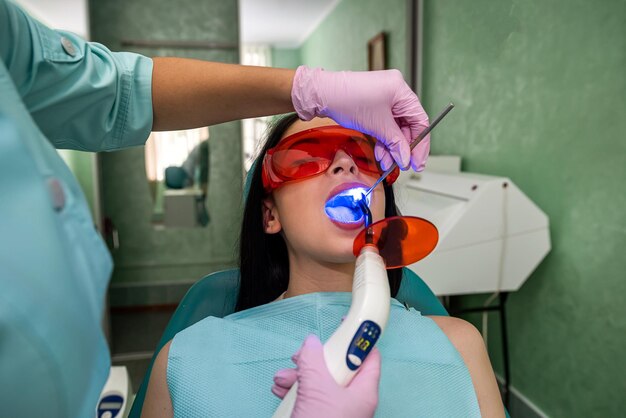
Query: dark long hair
236,114,403,311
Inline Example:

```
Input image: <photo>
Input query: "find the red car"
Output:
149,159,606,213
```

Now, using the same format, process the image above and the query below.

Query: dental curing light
273,204,438,417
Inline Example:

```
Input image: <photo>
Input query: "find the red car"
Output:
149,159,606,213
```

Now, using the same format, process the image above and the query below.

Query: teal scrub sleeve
0,0,154,151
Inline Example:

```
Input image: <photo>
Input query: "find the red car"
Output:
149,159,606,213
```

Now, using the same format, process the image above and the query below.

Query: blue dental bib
167,292,481,417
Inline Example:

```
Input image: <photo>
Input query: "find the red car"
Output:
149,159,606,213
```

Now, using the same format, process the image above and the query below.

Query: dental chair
128,268,447,417
128,166,508,417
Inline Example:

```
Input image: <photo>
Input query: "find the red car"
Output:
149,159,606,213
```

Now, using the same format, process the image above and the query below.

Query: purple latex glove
291,65,430,171
272,335,381,418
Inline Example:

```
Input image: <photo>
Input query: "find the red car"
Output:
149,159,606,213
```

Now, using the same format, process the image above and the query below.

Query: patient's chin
302,236,357,264
324,248,357,264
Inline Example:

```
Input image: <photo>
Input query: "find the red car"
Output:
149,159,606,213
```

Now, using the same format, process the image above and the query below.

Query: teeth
325,205,363,223
324,187,370,224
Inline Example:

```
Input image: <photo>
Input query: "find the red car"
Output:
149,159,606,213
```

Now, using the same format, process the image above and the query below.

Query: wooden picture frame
367,32,387,71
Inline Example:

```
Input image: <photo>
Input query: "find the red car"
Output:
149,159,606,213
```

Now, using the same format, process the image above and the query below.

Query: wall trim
109,278,204,307
113,258,235,270
496,374,550,418
110,278,199,289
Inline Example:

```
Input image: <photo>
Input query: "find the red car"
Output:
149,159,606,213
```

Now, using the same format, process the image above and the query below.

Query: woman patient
142,114,505,417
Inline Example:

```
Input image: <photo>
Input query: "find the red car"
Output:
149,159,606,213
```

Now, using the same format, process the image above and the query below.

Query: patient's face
264,118,386,264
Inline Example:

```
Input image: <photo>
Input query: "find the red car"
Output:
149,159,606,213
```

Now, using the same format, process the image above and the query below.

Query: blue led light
324,187,371,224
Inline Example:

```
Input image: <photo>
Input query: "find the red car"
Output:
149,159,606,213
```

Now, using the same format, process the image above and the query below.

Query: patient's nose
329,150,358,177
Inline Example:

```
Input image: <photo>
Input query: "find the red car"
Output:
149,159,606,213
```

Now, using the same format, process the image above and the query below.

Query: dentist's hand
272,335,381,418
291,65,430,171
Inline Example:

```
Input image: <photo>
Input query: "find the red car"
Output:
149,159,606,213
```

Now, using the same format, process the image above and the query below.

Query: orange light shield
353,216,439,269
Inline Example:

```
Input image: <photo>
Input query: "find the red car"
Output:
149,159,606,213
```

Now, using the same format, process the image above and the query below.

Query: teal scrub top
0,1,153,416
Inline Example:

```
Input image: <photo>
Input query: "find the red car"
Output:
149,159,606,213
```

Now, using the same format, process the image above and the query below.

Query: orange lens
271,131,378,177
352,216,439,269
262,126,400,192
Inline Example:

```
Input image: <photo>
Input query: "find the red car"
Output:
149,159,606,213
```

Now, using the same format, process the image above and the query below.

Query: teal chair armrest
396,268,448,316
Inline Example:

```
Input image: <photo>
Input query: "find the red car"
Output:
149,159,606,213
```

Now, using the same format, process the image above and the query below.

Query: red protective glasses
262,126,400,193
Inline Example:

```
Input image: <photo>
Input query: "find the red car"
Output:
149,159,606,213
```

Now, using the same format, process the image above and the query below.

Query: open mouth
324,186,371,227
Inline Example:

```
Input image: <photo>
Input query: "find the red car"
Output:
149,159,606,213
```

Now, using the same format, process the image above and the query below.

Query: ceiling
14,0,89,38
239,0,340,47
14,0,341,48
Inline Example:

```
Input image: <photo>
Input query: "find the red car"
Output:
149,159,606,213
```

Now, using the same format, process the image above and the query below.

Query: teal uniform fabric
168,292,481,417
0,1,153,416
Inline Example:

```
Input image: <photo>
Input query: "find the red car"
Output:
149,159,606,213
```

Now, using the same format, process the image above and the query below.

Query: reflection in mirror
239,1,340,175
145,127,210,228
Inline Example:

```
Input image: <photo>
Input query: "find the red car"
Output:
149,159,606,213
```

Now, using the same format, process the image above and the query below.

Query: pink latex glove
272,335,381,418
291,65,430,171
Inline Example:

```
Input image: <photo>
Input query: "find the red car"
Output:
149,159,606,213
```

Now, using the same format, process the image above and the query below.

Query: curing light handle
272,246,390,417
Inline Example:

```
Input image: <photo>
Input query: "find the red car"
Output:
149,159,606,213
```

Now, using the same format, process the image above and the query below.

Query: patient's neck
284,252,355,299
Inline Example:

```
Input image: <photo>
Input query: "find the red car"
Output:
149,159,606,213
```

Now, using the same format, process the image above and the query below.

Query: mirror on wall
144,127,211,228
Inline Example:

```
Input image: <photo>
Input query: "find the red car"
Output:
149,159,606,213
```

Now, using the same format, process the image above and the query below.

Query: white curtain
145,127,209,181
241,44,272,172
241,43,271,67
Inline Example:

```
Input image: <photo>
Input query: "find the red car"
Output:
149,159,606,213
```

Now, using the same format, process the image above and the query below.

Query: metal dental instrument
363,103,455,199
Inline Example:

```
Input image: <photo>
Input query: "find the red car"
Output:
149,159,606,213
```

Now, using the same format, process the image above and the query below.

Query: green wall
270,47,301,69
89,0,242,300
421,1,625,417
299,0,408,76
58,150,96,219
297,0,624,416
